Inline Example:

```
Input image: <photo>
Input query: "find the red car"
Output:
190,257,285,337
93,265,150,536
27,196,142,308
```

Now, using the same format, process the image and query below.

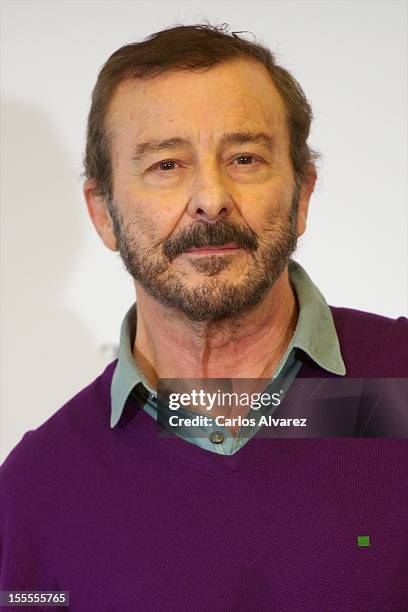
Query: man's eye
156,160,178,172
233,155,259,166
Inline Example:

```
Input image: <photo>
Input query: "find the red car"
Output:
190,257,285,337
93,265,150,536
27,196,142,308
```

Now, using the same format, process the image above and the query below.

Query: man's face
102,59,310,322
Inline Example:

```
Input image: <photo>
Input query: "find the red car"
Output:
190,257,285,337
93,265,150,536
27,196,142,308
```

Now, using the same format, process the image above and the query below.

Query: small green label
357,535,370,547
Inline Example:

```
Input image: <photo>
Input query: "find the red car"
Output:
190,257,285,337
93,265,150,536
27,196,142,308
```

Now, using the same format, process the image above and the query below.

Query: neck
132,266,298,389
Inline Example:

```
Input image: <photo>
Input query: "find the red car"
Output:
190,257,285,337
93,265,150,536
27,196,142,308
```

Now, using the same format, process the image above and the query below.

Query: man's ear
83,179,118,251
296,168,317,238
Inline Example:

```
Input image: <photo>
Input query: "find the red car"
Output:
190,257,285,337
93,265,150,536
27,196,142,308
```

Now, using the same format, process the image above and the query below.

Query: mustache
162,220,258,261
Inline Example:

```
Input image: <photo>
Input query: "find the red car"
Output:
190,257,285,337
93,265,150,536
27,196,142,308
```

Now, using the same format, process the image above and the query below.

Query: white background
1,0,407,461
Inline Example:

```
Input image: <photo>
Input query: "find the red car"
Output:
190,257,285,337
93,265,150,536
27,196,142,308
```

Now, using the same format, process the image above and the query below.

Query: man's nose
186,161,235,222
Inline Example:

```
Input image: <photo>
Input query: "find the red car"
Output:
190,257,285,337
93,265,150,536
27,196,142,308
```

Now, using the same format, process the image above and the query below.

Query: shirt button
209,431,224,444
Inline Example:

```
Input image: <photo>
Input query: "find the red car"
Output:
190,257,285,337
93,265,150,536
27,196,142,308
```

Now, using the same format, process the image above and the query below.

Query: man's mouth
184,242,241,254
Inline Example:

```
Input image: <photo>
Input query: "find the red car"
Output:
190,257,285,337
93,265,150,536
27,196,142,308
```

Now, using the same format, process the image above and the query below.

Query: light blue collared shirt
110,259,346,454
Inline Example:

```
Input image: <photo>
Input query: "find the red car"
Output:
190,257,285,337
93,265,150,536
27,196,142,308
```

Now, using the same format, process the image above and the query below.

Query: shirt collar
110,258,346,428
287,259,346,377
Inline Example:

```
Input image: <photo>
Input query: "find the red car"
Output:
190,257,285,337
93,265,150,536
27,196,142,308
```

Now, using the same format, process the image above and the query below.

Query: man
1,23,407,611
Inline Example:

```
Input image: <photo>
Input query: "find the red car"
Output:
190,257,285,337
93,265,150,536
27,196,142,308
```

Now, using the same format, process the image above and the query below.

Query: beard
108,189,300,322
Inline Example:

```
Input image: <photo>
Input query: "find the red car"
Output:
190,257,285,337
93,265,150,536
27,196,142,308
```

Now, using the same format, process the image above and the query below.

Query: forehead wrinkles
106,72,288,146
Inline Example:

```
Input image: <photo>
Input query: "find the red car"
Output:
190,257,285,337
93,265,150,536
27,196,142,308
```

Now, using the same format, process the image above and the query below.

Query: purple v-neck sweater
1,307,407,611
